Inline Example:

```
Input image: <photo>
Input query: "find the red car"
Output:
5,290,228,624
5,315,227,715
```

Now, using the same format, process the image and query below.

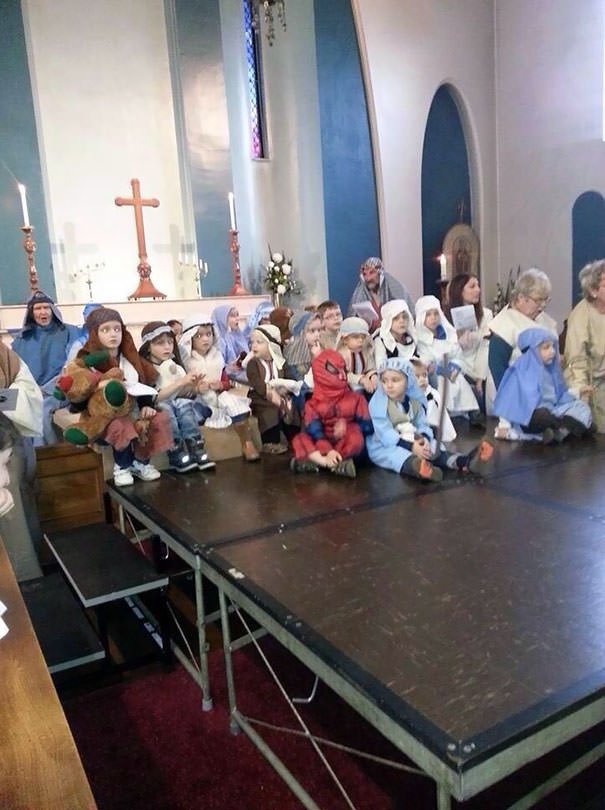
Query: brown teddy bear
54,351,134,445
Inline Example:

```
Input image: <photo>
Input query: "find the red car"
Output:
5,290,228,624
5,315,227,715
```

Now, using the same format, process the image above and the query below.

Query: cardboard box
201,417,262,461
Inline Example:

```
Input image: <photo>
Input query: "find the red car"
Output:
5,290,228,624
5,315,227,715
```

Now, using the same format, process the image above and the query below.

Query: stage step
20,573,105,673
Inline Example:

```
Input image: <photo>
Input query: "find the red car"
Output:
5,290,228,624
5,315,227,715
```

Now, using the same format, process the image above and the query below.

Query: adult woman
445,273,493,410
563,259,605,432
488,268,557,391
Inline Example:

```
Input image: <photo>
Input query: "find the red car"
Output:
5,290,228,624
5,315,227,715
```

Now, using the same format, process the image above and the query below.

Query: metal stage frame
106,435,605,808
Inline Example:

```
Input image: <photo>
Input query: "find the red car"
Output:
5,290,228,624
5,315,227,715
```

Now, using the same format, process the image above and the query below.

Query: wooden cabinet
36,444,105,533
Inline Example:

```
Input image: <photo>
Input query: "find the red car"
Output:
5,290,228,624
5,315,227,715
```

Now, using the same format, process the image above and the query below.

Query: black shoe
560,415,589,438
468,410,485,428
186,437,216,470
168,443,198,473
290,458,320,474
330,459,357,478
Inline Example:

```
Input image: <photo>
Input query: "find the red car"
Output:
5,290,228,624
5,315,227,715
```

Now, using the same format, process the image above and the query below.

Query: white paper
267,378,304,395
351,301,377,326
450,305,478,331
124,381,158,397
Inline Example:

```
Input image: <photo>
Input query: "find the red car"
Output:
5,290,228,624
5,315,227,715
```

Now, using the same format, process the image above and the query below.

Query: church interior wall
354,0,498,304
496,0,605,326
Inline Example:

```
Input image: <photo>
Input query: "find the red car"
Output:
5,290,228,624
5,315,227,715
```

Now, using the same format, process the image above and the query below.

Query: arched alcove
571,191,605,304
421,84,472,295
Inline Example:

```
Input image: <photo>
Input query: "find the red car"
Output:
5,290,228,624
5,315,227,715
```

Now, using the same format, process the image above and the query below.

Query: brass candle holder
228,228,249,295
21,226,39,294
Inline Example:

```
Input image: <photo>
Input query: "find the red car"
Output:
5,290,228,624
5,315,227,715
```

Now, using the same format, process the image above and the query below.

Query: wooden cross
115,178,166,299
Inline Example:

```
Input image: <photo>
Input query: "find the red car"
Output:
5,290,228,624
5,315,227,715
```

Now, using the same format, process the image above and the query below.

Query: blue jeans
159,398,203,445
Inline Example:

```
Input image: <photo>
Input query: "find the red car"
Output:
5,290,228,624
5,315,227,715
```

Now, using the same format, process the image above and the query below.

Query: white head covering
336,316,371,350
378,299,415,351
178,314,214,364
251,324,285,370
414,295,456,343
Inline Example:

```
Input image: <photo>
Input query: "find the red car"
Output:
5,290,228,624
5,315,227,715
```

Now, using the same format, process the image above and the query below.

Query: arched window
243,0,268,158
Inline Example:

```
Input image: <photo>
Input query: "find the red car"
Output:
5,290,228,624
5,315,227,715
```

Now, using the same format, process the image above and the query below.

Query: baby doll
410,357,457,443
367,358,493,482
336,317,378,396
493,327,592,443
79,307,172,487
139,322,215,472
373,299,417,367
414,295,480,420
179,316,259,461
246,324,299,453
291,349,373,478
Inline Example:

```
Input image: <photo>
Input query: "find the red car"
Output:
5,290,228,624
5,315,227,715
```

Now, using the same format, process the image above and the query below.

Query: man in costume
346,256,415,331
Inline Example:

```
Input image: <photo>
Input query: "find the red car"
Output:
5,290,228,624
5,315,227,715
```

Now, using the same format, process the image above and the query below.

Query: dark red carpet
63,639,605,809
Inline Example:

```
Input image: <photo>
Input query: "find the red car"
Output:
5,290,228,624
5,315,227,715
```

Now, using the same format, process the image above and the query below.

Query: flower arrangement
492,265,520,314
264,249,298,297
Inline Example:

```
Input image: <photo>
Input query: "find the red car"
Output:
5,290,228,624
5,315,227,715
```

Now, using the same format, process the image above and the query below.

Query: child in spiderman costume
290,348,373,478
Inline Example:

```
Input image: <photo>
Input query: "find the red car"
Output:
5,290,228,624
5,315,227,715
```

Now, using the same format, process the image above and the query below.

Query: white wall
23,0,195,303
353,0,498,304
496,0,605,325
220,0,328,303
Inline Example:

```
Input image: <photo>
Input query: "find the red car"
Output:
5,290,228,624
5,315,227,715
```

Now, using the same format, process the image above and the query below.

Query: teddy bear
53,351,134,445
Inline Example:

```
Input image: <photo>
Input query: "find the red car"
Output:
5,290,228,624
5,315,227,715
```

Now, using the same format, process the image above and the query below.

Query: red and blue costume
292,349,373,460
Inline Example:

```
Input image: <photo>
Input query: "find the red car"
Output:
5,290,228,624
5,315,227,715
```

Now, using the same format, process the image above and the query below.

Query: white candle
228,192,237,231
439,253,447,280
204,261,208,274
17,183,29,227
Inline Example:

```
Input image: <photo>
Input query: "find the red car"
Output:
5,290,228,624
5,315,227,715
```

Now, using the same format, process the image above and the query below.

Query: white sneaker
113,465,134,487
131,460,161,481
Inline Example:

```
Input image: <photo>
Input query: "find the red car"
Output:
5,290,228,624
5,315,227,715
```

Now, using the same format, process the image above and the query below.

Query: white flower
268,261,275,269
272,252,283,263
277,284,286,295
282,264,291,275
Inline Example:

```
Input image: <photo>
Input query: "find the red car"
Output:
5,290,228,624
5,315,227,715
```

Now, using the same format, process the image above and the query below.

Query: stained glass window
243,0,268,158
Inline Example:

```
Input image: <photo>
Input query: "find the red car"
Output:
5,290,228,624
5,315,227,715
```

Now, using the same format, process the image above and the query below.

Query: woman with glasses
487,269,558,435
563,259,605,432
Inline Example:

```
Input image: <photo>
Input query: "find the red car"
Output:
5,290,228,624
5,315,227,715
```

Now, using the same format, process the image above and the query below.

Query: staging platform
106,425,605,808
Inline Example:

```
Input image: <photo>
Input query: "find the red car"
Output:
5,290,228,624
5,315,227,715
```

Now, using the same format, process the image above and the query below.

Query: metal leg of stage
219,590,323,810
195,566,213,711
437,784,452,810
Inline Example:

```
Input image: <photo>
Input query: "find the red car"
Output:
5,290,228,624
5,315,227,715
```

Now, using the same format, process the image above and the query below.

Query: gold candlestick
228,228,248,295
21,226,39,294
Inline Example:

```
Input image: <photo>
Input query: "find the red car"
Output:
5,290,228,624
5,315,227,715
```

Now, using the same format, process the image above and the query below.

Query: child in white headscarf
373,299,416,367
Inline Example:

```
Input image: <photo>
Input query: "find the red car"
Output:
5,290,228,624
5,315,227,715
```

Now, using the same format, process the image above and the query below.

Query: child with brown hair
337,317,378,395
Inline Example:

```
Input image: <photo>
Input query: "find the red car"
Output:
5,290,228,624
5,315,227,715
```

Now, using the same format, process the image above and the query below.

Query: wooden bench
45,523,171,667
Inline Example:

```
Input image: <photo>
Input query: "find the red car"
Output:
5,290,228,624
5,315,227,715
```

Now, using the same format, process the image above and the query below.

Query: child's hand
324,449,342,468
268,389,282,407
362,374,377,393
580,385,593,400
139,406,157,419
310,341,322,358
184,370,199,386
412,436,431,460
197,375,210,393
333,418,347,439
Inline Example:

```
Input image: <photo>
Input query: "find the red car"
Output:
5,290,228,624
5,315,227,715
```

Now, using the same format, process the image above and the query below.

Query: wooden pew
0,536,95,809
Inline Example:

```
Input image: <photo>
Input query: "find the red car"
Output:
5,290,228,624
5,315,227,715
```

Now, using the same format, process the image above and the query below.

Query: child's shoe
131,459,162,481
186,437,216,471
167,443,198,473
561,415,589,437
113,464,134,487
402,456,443,482
330,458,356,478
468,410,485,428
466,438,494,475
262,442,288,455
290,458,320,474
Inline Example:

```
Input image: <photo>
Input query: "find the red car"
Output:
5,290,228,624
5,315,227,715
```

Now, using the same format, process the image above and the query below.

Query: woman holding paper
445,273,493,411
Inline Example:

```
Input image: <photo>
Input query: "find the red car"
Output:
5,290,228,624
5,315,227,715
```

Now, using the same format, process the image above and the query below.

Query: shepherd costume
372,299,417,367
291,349,373,477
493,327,591,440
346,258,415,324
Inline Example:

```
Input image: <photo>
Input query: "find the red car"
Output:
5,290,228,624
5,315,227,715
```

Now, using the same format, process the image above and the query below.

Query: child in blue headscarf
368,358,493,482
493,327,592,442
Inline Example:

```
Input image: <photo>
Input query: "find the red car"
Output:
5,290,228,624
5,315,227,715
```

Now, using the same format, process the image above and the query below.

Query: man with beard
346,257,414,331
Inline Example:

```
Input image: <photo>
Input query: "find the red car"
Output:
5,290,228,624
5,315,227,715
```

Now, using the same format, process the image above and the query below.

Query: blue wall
0,0,53,303
174,0,234,296
421,85,471,295
572,191,605,305
314,0,380,311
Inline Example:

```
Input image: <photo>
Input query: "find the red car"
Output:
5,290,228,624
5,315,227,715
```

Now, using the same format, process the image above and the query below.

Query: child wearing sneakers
368,358,493,482
139,322,215,472
493,327,592,443
79,307,172,486
291,349,373,478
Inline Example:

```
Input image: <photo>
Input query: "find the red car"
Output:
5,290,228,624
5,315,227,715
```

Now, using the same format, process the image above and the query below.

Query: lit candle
17,183,30,227
439,253,447,281
228,192,237,231
204,261,208,274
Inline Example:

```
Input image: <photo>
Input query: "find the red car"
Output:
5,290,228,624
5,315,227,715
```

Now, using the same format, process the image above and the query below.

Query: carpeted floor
63,639,605,810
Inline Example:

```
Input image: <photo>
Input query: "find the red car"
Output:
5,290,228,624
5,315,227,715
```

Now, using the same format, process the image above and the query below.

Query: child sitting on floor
139,321,215,472
367,358,493,482
373,300,417,367
410,357,457,443
246,324,299,454
79,307,172,487
493,327,592,443
337,317,378,396
414,295,481,423
179,316,259,462
291,349,373,478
